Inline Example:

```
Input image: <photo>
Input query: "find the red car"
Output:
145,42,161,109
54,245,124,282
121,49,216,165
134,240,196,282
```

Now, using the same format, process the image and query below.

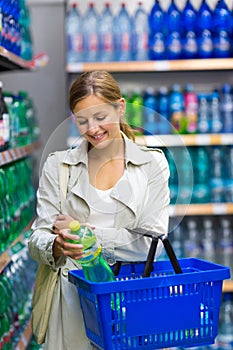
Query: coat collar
61,133,152,167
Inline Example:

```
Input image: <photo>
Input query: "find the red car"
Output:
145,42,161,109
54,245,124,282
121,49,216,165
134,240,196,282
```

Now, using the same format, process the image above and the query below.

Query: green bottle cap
69,220,81,231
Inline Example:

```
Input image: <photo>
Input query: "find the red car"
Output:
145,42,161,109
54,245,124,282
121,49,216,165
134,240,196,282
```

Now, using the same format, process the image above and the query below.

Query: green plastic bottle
68,220,115,282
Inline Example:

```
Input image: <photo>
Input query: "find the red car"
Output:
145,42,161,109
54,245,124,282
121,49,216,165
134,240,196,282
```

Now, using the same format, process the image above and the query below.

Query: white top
88,184,117,228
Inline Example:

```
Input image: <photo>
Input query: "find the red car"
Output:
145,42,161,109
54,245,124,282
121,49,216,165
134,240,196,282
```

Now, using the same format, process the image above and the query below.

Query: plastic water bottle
82,2,98,62
184,218,201,258
165,0,182,60
184,83,198,134
193,147,210,203
197,0,213,58
157,86,170,134
169,84,185,133
197,93,211,134
132,2,149,61
216,218,233,272
221,84,233,133
148,0,166,60
225,146,233,202
113,3,132,61
217,293,233,348
181,0,198,59
210,147,225,202
200,217,216,261
65,3,83,63
143,87,157,135
130,89,144,135
68,220,115,282
213,0,232,58
209,91,223,134
98,3,114,62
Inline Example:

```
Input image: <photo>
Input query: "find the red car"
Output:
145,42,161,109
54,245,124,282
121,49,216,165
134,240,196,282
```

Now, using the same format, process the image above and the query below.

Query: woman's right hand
53,228,84,261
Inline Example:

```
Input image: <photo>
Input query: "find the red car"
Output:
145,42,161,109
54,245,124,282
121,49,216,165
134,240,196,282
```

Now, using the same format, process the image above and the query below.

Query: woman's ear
119,98,126,118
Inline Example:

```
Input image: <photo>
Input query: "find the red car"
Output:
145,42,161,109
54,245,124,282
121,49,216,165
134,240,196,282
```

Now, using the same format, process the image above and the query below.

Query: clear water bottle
197,93,211,134
210,147,225,202
221,84,233,133
217,293,233,348
82,2,98,62
148,0,166,60
181,0,198,59
143,87,157,135
68,220,115,282
216,218,233,274
197,0,213,58
193,147,210,204
157,85,170,134
113,3,132,61
165,0,182,60
209,91,223,134
213,0,232,58
65,3,83,64
132,2,149,61
98,3,114,62
225,146,233,202
200,217,216,261
184,218,201,258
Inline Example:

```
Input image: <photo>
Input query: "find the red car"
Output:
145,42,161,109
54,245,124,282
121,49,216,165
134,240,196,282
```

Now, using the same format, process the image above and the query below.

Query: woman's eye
78,119,88,125
96,115,107,122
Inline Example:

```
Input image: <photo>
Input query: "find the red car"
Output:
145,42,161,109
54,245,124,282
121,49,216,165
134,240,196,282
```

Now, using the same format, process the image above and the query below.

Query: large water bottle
216,218,233,276
221,84,233,133
98,3,114,62
217,293,233,349
181,0,198,59
197,0,213,58
209,91,223,134
68,220,115,282
157,85,170,134
132,2,148,61
184,218,201,258
210,147,225,202
213,0,232,58
65,3,83,64
148,0,166,60
225,146,233,202
82,2,98,62
113,3,132,61
197,93,211,134
143,87,157,135
193,146,210,203
165,0,182,60
200,217,216,261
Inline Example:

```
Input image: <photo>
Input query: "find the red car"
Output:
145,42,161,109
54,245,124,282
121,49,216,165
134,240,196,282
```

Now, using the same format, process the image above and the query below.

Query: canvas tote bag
31,162,70,344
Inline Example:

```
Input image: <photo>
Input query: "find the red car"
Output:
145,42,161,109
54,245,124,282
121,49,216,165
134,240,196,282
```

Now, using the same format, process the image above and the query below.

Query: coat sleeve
94,150,170,264
28,153,66,267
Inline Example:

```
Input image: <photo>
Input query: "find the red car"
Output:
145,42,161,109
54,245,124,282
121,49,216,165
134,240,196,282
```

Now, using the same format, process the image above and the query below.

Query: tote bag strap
59,163,70,210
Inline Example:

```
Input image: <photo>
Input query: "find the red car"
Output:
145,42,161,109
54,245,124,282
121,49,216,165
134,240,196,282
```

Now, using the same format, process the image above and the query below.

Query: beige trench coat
28,134,170,350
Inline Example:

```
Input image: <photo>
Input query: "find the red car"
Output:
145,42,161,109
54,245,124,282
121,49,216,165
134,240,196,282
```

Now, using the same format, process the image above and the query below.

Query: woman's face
73,95,125,149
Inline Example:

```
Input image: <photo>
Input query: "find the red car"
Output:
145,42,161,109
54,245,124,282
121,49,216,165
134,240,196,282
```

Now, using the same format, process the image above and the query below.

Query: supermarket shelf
169,203,233,217
0,140,41,167
136,134,233,147
66,58,233,73
15,320,32,350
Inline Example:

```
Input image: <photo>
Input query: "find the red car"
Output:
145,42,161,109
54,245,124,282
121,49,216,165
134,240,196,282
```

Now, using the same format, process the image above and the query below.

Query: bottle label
89,33,98,52
122,33,130,51
80,243,101,264
68,34,83,52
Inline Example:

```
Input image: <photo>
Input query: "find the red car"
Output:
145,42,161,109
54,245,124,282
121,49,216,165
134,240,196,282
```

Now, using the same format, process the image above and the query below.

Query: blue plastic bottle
169,84,185,133
98,3,114,62
192,146,210,203
197,0,213,58
82,2,98,62
221,84,233,133
213,0,232,58
66,3,83,64
209,91,223,134
157,86,170,134
210,146,225,202
143,87,157,135
197,93,211,134
165,0,182,60
181,0,198,59
132,2,149,61
148,0,166,60
113,3,132,61
225,146,233,202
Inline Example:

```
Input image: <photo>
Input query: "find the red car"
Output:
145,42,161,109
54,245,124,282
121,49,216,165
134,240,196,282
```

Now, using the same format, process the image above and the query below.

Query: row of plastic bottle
0,81,40,152
0,236,38,349
149,0,233,60
0,0,33,60
166,145,233,204
65,0,233,63
0,157,36,253
122,83,233,135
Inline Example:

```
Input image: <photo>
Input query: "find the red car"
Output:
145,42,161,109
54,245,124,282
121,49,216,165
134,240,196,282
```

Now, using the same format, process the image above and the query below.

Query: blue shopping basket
68,234,231,350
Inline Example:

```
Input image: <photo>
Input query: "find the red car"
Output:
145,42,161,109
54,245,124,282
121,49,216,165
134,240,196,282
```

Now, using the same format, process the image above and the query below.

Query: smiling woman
28,70,170,350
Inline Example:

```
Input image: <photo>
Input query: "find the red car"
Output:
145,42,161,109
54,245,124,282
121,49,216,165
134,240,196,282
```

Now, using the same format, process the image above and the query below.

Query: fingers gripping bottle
68,220,115,282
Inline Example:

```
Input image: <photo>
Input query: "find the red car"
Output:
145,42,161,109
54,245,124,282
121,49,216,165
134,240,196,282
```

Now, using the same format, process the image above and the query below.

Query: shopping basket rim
68,257,231,294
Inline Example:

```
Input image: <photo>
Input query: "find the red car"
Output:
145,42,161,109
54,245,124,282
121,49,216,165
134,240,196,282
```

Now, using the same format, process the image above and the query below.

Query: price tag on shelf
213,203,227,215
154,61,170,71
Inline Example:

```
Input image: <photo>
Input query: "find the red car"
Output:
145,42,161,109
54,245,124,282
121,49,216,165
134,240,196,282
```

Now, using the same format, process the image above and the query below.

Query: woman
28,71,170,350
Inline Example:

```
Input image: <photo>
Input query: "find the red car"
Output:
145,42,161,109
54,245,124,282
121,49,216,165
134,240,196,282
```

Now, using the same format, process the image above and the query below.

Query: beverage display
68,220,115,282
65,3,83,64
